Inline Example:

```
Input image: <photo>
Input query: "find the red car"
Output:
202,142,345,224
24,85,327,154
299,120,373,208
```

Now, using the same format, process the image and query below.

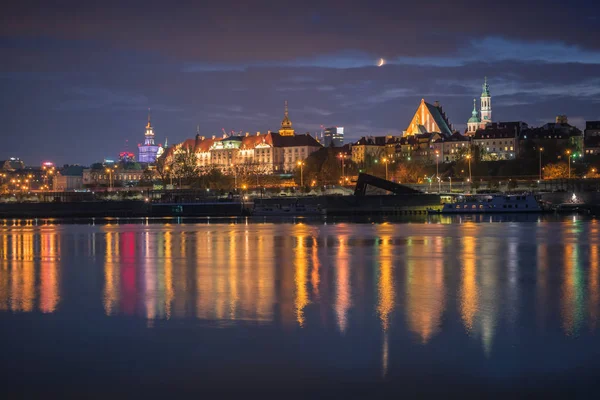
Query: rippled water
1,216,600,397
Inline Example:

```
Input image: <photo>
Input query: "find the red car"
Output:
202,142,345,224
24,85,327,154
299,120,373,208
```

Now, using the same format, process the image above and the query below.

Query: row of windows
485,147,514,152
90,174,140,181
451,204,529,209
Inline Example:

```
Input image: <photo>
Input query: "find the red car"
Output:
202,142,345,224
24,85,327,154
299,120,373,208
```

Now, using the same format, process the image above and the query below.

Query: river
1,215,599,397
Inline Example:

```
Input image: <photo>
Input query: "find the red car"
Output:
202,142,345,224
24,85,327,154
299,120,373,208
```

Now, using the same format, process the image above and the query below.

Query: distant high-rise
138,111,161,163
323,126,344,147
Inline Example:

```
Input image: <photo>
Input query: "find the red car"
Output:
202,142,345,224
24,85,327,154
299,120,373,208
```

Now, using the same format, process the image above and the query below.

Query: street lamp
435,150,440,182
566,150,572,179
338,153,345,181
382,157,389,181
466,154,472,184
105,168,113,189
231,164,237,189
297,160,304,187
449,177,452,192
165,165,173,187
539,147,544,180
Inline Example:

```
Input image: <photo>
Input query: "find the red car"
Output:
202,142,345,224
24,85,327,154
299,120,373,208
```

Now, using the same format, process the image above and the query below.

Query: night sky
2,0,600,165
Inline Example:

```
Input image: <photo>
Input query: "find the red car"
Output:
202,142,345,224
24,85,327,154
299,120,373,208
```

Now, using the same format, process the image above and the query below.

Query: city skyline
2,0,600,165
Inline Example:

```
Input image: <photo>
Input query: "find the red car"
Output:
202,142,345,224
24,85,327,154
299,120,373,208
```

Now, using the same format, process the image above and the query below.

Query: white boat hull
437,194,542,214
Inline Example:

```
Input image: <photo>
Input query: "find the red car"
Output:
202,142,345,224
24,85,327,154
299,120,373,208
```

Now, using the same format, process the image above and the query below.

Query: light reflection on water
1,217,600,387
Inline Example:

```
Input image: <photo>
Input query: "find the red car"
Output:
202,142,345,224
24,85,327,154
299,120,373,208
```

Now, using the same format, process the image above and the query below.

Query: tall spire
472,98,478,117
146,108,152,129
481,76,490,97
279,100,295,136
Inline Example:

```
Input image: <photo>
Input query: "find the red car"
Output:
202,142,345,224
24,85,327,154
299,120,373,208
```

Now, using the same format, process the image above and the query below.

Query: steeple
470,99,478,119
279,100,295,136
481,76,490,97
480,77,492,127
467,98,481,135
146,108,152,129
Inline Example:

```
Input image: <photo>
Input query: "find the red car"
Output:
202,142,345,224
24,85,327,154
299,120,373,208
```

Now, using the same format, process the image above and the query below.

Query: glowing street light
165,165,173,186
539,147,544,180
567,150,572,179
337,153,346,181
297,160,304,187
382,157,389,181
105,165,118,189
435,150,440,182
466,154,472,183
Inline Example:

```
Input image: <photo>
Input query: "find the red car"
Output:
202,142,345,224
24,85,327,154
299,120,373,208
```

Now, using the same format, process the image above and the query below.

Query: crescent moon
377,58,385,67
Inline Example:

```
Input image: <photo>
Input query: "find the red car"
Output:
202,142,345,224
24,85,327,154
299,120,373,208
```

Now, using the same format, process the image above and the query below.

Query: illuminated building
323,127,344,147
472,124,519,160
404,99,453,137
0,157,25,172
53,166,84,191
119,152,135,162
397,99,469,163
584,121,600,155
350,136,388,166
138,112,163,163
163,105,321,174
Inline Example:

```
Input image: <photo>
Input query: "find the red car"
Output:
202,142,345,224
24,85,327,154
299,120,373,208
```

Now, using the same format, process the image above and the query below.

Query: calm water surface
1,216,600,397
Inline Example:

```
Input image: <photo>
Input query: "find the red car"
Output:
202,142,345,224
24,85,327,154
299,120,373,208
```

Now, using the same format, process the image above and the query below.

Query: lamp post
435,151,439,181
297,160,304,187
105,168,114,189
338,153,345,181
567,150,572,179
539,147,544,180
231,164,237,189
165,166,173,187
466,154,472,184
382,157,389,180
449,177,452,192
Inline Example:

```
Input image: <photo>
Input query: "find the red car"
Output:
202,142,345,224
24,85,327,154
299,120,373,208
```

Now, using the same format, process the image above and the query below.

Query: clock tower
479,77,492,128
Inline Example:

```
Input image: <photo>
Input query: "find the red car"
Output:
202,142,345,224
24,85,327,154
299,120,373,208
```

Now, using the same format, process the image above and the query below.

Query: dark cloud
1,1,600,164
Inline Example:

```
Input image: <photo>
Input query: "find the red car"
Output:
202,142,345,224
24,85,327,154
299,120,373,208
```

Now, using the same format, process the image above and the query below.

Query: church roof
423,102,453,136
468,99,480,123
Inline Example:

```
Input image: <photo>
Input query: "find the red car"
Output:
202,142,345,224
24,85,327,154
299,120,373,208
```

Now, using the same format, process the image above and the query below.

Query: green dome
468,98,480,123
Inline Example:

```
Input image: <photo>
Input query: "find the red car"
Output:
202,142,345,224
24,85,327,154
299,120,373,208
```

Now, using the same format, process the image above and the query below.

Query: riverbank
0,191,599,218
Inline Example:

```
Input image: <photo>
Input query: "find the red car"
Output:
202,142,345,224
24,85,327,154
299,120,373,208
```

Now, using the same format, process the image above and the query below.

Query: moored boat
252,203,323,216
429,193,543,214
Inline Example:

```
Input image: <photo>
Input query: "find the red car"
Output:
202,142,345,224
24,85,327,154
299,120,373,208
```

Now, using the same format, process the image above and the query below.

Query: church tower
278,100,295,136
467,98,481,135
480,77,492,128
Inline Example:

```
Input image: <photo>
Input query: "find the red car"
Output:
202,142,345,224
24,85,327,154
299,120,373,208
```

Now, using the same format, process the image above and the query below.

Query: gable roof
424,102,453,136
